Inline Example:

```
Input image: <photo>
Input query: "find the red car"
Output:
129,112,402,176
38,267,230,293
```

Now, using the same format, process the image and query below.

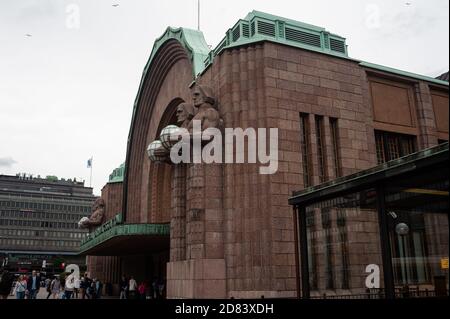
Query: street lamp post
396,222,410,295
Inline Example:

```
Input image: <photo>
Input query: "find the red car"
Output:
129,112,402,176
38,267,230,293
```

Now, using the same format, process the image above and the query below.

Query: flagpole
197,0,200,31
90,157,93,188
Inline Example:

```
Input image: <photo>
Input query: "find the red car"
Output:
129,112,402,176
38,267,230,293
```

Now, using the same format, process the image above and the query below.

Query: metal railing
310,288,449,299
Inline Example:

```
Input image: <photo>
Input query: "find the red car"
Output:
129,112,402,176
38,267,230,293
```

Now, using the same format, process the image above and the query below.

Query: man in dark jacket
26,270,41,299
0,269,14,299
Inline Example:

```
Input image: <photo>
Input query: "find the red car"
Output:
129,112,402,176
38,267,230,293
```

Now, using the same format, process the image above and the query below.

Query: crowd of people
0,269,44,299
0,268,105,299
1,268,165,300
119,275,165,300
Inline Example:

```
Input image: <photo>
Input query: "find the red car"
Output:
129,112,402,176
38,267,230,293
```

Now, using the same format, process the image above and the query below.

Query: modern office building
0,174,96,275
80,10,449,298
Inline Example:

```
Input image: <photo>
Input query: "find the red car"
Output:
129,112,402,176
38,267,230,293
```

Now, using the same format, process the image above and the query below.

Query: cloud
0,157,17,168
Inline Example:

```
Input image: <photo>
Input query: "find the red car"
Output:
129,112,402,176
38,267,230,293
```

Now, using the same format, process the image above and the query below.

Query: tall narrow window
322,209,334,289
306,210,318,290
315,116,327,183
337,210,349,289
300,113,312,187
329,118,341,178
375,133,386,164
375,131,417,164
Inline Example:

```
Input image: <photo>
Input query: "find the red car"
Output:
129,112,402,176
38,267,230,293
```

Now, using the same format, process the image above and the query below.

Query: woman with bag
51,276,61,299
14,275,27,299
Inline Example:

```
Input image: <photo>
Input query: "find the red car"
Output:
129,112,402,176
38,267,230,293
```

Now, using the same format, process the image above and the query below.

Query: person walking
94,279,103,299
119,275,128,299
64,271,75,299
88,278,96,299
128,276,137,300
50,276,61,299
14,275,27,299
0,269,14,299
84,273,94,299
151,278,158,299
158,279,165,299
45,278,52,299
138,281,146,300
74,276,80,299
26,270,41,299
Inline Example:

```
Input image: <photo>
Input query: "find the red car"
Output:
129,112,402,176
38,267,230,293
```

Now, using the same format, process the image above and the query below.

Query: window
315,116,327,183
300,113,312,187
330,118,341,178
375,131,417,164
321,209,335,289
306,210,318,289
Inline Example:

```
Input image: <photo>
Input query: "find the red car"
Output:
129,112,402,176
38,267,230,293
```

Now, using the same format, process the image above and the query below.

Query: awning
289,143,449,207
79,215,170,256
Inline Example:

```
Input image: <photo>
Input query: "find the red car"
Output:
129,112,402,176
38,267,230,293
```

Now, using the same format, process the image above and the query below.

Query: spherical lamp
395,223,410,236
147,140,169,163
160,125,182,150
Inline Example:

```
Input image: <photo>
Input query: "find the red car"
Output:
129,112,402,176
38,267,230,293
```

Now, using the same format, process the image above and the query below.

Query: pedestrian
119,275,128,299
0,269,14,299
14,275,27,299
128,276,137,300
74,276,80,299
95,279,103,299
90,279,97,299
138,281,146,300
145,280,151,299
80,275,86,299
81,273,92,299
64,270,75,299
158,279,165,299
45,278,52,299
26,270,41,299
151,278,157,299
50,276,61,299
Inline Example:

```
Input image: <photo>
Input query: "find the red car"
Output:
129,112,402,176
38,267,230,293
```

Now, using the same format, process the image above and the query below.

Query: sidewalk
7,288,119,299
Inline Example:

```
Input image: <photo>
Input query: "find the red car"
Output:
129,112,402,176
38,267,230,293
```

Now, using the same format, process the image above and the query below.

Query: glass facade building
290,143,449,299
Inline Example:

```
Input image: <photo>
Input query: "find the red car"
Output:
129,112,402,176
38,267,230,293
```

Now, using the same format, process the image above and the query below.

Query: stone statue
188,85,222,132
176,103,195,129
78,198,106,232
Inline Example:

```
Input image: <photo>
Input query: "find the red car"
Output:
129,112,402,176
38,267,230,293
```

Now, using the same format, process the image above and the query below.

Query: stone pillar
170,165,187,262
414,82,439,149
167,162,226,299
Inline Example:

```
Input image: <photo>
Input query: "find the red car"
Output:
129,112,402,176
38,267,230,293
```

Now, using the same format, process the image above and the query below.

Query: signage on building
441,258,449,270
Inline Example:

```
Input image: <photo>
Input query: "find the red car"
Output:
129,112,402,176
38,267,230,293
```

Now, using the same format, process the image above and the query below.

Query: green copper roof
79,213,170,255
146,27,210,77
203,10,348,70
360,61,449,86
245,10,326,33
108,163,125,184
201,10,448,87
129,27,210,139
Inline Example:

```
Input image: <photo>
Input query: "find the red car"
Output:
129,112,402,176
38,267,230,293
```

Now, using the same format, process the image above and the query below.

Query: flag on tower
87,157,93,168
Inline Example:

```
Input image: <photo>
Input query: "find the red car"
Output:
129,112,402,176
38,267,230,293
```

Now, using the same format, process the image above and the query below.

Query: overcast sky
0,0,448,195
